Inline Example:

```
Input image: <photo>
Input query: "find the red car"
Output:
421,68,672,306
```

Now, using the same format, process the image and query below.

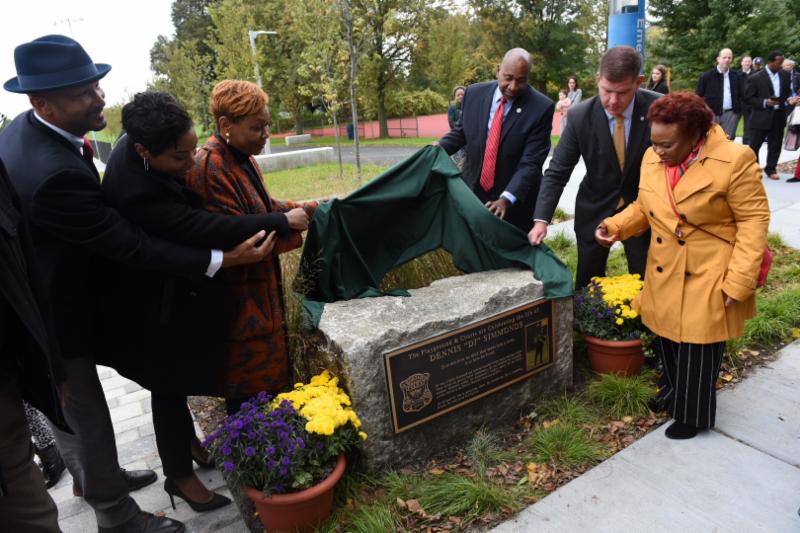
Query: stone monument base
302,269,573,470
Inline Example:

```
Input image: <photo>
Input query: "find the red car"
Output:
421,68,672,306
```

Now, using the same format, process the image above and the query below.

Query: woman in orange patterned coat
184,80,316,412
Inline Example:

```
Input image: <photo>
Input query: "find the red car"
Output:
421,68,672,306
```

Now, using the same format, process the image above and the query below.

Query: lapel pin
640,116,645,121
516,108,521,113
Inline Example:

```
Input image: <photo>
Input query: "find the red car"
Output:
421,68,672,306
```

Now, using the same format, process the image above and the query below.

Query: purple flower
279,467,288,476
223,461,234,472
233,420,244,430
266,446,275,455
280,456,290,466
245,447,256,457
296,438,305,449
230,430,240,439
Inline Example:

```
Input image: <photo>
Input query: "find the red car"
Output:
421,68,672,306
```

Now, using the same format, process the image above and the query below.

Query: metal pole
247,30,277,155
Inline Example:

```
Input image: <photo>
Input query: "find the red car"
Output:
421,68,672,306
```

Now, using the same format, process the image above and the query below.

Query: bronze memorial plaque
384,300,555,433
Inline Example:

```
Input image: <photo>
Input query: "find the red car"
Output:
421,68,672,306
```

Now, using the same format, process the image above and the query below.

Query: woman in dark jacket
447,86,465,128
100,92,309,512
647,64,670,94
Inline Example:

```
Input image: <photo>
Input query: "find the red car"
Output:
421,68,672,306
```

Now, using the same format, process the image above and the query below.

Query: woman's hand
222,230,277,268
724,293,738,308
595,223,619,248
286,207,309,231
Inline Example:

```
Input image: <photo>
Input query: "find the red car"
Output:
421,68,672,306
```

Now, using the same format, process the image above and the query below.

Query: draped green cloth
297,146,573,328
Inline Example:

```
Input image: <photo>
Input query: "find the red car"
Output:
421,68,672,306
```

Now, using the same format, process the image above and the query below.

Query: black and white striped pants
655,336,726,429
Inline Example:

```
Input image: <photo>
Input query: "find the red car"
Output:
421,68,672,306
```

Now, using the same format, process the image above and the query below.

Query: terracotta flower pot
244,453,346,533
582,335,645,376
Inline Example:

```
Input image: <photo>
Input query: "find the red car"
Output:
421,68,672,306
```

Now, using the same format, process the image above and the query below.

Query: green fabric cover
297,146,573,328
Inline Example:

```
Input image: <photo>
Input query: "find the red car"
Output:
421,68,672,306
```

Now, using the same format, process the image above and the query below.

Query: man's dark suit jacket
438,81,554,231
533,89,661,243
696,67,743,115
0,159,67,430
0,111,210,359
745,68,791,130
98,137,288,395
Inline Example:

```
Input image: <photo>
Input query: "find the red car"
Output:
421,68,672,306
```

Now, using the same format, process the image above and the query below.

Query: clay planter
243,453,346,533
582,335,645,376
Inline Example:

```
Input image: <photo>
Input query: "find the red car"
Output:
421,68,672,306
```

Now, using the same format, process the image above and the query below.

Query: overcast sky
1,0,174,119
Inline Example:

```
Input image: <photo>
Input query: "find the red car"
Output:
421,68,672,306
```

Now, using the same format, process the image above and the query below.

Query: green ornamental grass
587,370,657,419
528,423,605,467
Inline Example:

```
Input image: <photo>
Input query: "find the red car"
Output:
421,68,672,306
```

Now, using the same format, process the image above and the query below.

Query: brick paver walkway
54,366,246,532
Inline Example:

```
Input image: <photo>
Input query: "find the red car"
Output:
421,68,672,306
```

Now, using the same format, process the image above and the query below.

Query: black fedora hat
4,34,111,94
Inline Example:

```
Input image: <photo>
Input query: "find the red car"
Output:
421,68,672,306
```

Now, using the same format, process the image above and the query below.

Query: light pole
248,30,277,89
247,30,277,155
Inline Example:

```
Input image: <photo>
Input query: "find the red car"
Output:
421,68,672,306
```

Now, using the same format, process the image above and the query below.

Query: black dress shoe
38,444,66,489
665,420,699,440
164,477,231,513
74,468,158,497
97,511,185,533
787,177,800,183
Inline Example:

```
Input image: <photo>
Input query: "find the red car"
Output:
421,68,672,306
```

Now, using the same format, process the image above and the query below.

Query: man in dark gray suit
528,46,661,287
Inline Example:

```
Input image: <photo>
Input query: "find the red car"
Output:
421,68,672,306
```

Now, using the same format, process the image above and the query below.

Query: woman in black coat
100,92,308,512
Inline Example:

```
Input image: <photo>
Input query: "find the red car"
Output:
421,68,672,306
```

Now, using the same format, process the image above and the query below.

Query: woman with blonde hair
185,80,316,412
596,92,769,439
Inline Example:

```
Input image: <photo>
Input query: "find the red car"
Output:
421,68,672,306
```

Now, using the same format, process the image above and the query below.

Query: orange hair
210,80,269,122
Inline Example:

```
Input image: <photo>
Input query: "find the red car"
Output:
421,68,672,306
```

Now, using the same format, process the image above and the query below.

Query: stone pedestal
303,269,573,470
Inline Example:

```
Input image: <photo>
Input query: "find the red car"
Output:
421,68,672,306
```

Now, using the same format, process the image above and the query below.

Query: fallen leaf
406,499,427,517
429,467,445,475
543,419,560,429
396,497,407,509
792,328,800,339
721,373,734,382
622,416,633,424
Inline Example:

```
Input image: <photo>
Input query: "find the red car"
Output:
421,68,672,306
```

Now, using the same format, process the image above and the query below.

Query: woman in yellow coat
596,92,770,439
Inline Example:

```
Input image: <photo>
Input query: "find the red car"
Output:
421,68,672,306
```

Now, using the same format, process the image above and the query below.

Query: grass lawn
264,162,385,201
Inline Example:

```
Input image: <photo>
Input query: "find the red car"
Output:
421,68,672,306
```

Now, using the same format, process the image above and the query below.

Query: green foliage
385,89,449,118
469,0,606,98
537,393,598,426
467,429,517,476
413,474,521,521
527,423,605,467
649,0,800,90
346,504,402,532
586,370,658,419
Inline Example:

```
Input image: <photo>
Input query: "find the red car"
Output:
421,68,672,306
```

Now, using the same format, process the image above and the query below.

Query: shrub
528,423,605,467
586,371,657,419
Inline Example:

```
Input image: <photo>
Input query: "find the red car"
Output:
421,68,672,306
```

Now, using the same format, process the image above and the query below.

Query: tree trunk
377,70,389,138
294,108,304,135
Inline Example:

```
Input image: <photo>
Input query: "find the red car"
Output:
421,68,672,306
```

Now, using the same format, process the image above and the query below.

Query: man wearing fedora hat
0,35,218,533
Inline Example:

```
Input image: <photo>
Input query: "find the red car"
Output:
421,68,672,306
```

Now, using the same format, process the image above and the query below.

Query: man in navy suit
437,48,555,232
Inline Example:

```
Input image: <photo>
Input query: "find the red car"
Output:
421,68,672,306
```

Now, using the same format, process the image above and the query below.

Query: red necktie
480,96,505,192
82,137,94,164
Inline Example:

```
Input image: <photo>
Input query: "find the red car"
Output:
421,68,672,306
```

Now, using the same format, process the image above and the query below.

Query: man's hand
431,140,440,147
222,230,277,267
528,221,548,246
485,198,510,219
594,223,619,248
766,98,780,107
789,96,800,106
286,208,309,231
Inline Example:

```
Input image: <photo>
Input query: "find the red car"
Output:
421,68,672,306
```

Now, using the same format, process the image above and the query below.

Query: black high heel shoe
164,477,231,512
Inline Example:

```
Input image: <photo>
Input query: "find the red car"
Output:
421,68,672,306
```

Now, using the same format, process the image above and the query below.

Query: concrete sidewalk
491,340,800,533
